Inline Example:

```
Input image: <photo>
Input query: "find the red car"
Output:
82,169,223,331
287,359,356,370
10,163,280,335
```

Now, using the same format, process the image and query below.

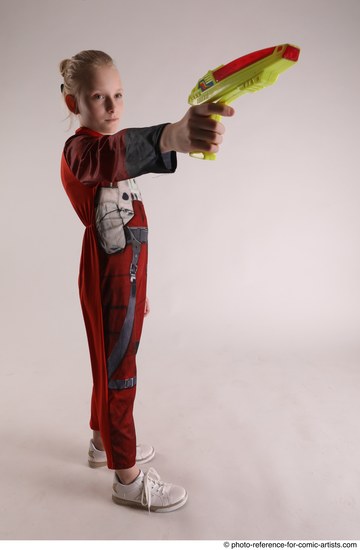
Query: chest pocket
95,179,142,254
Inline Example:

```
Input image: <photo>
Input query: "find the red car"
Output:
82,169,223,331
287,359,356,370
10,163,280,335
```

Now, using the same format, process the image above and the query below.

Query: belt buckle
130,263,138,282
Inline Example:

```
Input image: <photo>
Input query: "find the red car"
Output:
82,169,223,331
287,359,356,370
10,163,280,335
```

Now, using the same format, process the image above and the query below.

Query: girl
60,49,234,512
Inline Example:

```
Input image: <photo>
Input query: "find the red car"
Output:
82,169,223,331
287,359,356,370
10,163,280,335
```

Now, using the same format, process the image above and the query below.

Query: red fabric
63,126,127,185
61,126,158,469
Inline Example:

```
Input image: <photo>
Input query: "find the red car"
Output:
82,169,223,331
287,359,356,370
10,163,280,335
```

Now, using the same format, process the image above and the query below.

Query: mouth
105,118,119,122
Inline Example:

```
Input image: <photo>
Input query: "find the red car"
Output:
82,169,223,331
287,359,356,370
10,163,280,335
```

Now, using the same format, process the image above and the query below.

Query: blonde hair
59,50,114,104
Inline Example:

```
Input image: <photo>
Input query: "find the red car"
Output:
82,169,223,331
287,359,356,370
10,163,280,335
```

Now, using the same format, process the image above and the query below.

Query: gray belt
107,226,148,390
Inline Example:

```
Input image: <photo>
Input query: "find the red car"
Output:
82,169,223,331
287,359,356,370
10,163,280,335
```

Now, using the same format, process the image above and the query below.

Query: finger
192,103,235,117
189,128,224,145
189,139,220,154
190,118,226,136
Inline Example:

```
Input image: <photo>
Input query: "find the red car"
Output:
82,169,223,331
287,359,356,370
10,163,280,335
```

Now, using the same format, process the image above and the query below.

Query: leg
92,429,139,482
91,234,148,470
92,430,104,451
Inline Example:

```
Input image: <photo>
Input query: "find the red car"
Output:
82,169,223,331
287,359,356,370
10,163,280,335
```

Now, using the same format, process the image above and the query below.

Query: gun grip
190,151,217,160
189,113,222,160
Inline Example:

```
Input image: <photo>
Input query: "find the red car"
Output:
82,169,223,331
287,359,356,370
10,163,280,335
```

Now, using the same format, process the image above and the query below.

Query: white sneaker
112,468,188,512
88,440,155,468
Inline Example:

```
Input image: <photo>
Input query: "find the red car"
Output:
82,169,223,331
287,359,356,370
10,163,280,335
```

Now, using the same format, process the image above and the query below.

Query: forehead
83,64,123,90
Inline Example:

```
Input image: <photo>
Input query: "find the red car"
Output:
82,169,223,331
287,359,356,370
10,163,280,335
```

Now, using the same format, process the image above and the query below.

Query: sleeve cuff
160,150,177,172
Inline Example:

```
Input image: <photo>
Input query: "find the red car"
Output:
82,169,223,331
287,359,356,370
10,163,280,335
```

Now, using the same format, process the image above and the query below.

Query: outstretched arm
63,124,176,185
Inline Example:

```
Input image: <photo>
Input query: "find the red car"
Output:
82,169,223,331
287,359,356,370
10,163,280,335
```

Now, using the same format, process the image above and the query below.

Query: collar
75,126,104,138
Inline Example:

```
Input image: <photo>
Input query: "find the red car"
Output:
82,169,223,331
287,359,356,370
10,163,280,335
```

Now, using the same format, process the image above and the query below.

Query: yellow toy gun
188,43,300,159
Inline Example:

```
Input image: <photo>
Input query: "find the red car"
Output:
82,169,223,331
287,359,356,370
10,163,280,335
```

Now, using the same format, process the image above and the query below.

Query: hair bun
59,59,70,78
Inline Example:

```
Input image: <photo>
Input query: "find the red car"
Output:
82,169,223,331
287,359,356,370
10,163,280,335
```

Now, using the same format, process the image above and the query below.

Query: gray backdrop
1,0,359,542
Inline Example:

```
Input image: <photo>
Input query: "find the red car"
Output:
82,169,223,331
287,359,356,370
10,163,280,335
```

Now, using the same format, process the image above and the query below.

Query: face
73,64,124,135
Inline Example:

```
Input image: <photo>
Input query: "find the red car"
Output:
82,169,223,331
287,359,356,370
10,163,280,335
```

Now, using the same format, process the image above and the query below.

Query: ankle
92,430,104,451
116,467,141,485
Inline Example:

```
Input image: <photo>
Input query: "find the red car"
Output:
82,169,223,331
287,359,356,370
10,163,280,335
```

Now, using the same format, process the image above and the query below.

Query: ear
65,94,78,114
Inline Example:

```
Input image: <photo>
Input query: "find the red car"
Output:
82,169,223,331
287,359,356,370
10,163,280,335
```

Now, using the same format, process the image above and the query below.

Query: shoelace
141,467,166,512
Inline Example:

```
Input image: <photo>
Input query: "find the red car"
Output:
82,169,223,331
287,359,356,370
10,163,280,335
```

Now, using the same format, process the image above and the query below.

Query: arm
64,104,234,186
64,124,176,186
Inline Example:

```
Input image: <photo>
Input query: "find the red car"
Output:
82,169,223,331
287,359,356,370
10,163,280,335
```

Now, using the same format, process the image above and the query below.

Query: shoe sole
112,492,188,513
88,448,156,468
88,459,107,469
136,447,156,465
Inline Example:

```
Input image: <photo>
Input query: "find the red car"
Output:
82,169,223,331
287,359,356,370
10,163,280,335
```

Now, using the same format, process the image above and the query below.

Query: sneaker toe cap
136,443,155,463
169,483,187,505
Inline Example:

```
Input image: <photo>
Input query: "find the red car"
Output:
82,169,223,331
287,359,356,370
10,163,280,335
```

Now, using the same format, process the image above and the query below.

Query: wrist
159,123,173,153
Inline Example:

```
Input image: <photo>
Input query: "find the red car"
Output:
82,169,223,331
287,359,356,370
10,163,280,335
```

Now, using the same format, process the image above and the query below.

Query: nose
105,97,115,112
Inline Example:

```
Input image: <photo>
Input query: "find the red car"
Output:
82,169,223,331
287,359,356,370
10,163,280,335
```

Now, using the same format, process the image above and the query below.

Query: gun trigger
210,113,222,123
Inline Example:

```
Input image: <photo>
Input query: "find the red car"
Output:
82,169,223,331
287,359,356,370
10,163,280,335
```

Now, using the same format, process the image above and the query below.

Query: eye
115,92,123,99
93,93,104,100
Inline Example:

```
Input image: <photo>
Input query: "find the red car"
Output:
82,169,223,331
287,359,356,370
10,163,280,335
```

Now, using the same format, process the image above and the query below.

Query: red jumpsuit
61,124,176,469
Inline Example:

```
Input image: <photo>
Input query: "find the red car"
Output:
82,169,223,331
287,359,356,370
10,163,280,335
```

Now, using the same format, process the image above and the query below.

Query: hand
144,297,150,317
159,103,235,155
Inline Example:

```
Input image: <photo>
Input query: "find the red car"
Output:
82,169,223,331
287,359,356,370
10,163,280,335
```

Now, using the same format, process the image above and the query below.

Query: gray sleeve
124,124,177,178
